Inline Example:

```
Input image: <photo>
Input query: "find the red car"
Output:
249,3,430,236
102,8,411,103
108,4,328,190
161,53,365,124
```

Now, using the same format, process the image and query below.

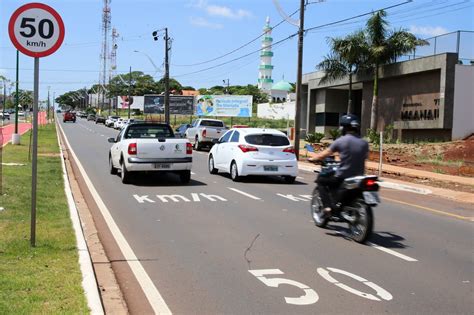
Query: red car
63,111,76,123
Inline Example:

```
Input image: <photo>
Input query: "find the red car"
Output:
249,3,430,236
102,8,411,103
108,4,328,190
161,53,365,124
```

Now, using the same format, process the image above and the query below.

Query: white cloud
409,25,449,37
188,1,252,20
190,17,223,29
206,5,252,19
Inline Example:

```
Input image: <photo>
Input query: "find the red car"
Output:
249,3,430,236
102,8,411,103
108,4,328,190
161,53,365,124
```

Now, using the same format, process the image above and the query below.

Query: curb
56,125,104,314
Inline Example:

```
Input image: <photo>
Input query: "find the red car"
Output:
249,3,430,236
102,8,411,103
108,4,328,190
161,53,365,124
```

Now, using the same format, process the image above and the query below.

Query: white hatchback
208,128,298,183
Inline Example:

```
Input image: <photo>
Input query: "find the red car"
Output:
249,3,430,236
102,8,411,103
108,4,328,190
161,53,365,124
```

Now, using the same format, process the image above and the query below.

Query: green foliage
305,132,325,144
85,107,96,115
366,124,395,146
329,128,342,140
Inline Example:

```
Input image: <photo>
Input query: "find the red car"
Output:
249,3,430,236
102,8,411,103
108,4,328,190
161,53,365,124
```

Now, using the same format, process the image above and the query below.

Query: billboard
195,95,252,117
117,96,144,110
144,95,194,115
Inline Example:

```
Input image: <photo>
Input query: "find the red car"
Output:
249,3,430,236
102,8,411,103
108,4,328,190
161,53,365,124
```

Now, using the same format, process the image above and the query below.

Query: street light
152,28,171,124
133,50,163,76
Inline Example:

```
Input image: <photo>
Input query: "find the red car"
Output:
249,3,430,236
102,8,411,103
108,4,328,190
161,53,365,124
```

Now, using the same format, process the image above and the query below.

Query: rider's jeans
316,175,343,208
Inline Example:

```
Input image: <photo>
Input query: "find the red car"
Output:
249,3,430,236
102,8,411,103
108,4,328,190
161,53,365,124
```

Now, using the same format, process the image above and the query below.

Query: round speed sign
8,3,65,58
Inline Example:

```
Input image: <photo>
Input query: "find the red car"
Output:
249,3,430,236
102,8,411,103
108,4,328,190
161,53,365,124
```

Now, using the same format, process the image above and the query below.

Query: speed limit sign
8,2,65,58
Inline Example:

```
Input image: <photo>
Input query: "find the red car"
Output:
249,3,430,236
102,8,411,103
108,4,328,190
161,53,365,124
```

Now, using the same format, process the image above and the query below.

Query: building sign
195,95,252,117
144,95,194,115
400,97,440,121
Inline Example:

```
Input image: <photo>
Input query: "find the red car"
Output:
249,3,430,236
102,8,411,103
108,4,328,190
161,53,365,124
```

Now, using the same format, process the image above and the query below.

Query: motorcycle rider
308,114,369,214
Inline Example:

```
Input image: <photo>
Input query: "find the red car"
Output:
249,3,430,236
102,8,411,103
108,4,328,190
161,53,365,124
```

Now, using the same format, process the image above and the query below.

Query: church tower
258,17,274,94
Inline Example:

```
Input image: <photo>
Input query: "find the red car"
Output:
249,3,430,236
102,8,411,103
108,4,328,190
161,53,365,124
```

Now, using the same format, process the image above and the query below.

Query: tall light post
153,28,171,124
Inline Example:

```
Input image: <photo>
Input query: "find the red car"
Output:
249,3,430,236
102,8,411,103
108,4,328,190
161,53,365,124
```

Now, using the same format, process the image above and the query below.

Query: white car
108,122,193,184
121,118,137,130
105,115,121,127
208,128,298,183
114,118,125,129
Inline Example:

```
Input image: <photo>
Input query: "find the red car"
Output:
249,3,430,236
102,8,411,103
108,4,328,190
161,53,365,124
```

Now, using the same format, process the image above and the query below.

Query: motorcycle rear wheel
347,199,373,243
311,188,328,228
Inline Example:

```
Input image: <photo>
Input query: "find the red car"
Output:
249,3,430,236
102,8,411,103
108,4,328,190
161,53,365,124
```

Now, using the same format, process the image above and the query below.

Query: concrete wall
452,65,474,140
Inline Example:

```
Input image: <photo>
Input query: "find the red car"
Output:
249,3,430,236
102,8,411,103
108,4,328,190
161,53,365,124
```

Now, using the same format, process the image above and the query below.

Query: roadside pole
128,66,131,119
164,28,170,124
9,2,65,247
379,131,383,177
294,0,305,160
30,58,39,246
13,50,20,143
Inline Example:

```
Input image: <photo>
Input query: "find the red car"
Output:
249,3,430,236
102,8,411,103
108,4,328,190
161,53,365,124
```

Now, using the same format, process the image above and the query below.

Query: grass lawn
0,124,88,313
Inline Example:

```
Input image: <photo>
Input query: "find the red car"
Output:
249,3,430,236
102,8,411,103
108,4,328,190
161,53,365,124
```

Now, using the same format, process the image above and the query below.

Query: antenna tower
100,0,111,110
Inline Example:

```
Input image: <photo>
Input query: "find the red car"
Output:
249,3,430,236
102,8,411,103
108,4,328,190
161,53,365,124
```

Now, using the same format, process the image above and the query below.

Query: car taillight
238,144,258,153
128,143,137,155
202,128,207,138
364,178,379,191
283,146,295,154
186,143,192,154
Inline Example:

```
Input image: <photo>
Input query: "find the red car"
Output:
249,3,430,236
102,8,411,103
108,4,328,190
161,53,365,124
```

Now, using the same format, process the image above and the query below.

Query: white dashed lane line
367,242,418,262
227,187,262,200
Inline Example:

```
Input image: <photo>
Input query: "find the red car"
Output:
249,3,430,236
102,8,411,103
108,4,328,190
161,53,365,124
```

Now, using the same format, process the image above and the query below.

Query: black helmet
339,114,360,135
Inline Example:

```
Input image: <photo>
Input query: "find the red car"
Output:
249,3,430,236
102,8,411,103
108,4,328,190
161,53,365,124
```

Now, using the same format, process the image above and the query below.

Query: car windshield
125,125,174,139
201,120,224,127
245,134,290,146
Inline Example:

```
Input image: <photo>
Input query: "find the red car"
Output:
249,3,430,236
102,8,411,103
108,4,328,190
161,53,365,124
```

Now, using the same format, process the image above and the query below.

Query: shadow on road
324,225,409,248
215,173,308,185
118,172,207,187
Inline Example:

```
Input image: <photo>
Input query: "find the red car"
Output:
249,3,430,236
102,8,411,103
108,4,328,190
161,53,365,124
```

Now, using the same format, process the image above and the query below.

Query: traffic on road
57,116,473,314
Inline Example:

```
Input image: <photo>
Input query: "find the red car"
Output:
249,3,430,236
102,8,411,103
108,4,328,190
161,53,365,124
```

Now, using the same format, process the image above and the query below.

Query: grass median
0,124,88,313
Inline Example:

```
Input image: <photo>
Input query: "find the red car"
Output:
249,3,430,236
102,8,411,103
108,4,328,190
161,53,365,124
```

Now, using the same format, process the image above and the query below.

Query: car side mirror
107,137,116,143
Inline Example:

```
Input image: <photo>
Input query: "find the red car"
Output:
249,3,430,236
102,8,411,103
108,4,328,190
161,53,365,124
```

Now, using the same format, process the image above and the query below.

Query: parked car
87,114,96,121
108,122,193,184
63,111,76,123
18,111,25,117
105,115,121,127
0,112,11,120
114,118,125,129
208,128,298,183
185,119,227,150
79,112,88,118
95,116,106,124
175,124,191,138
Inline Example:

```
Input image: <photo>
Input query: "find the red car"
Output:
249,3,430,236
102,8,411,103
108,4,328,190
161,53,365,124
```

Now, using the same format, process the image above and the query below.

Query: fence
399,30,474,64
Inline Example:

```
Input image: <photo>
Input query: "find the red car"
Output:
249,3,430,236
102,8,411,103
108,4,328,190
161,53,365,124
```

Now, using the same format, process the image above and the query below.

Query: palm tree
365,10,428,130
317,31,368,114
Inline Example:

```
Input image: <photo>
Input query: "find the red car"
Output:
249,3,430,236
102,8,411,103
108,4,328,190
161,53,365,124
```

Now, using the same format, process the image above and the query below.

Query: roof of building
182,90,199,96
271,80,292,91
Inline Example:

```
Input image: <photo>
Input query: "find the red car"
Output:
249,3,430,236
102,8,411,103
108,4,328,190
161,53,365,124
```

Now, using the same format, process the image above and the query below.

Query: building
301,52,474,141
257,17,274,94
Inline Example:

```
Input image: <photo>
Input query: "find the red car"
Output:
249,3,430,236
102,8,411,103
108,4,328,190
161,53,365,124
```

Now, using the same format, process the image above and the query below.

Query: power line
171,8,300,67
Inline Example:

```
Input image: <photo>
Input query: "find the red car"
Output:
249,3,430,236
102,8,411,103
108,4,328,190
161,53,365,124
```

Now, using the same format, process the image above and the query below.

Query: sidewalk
298,160,474,204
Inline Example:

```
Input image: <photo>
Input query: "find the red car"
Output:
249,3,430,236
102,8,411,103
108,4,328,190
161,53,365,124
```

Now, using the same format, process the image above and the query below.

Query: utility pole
2,79,6,126
52,92,55,120
47,86,50,122
294,0,306,160
223,79,230,94
164,28,170,124
128,66,131,119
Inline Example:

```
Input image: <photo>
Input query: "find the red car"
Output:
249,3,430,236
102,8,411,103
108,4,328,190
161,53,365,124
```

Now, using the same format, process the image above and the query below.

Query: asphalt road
59,118,473,314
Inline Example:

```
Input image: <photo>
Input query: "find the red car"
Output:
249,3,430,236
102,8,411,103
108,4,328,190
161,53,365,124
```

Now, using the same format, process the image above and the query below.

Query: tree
365,10,427,130
317,30,368,114
12,89,33,109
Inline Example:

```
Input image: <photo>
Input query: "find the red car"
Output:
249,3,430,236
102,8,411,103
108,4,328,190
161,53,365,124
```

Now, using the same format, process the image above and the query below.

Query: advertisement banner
195,95,253,117
117,96,144,110
144,95,194,115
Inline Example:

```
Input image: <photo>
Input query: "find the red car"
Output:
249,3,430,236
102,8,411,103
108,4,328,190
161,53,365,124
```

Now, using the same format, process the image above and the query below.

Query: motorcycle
310,157,380,243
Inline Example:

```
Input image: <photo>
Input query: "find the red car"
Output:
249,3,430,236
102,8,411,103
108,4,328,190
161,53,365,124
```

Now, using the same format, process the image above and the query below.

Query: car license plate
154,163,171,169
264,165,278,171
363,191,380,204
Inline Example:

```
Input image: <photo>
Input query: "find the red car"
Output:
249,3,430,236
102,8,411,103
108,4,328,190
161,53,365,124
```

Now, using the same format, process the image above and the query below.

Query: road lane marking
277,193,309,202
382,196,473,221
228,188,261,200
317,267,393,301
57,122,172,314
367,242,418,262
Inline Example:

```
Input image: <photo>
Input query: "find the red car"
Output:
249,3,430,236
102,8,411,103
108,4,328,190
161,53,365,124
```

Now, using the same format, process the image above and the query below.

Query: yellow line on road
382,197,473,221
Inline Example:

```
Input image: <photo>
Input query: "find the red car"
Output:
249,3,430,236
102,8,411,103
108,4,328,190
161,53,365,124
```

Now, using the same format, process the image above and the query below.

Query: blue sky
1,0,473,100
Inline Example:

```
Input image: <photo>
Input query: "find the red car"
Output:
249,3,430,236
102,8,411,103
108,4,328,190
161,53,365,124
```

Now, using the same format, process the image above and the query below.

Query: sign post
9,2,65,247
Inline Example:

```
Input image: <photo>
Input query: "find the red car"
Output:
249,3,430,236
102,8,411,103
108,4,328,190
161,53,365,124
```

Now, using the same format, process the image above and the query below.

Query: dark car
95,116,106,124
63,111,76,123
87,114,96,121
175,123,191,138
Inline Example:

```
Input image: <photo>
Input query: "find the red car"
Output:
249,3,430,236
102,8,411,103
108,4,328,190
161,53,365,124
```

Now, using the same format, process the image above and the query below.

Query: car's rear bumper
239,159,298,177
126,157,192,171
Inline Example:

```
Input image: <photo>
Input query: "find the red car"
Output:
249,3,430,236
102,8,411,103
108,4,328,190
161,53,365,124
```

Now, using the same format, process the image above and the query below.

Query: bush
305,132,325,144
329,128,341,140
366,124,395,146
